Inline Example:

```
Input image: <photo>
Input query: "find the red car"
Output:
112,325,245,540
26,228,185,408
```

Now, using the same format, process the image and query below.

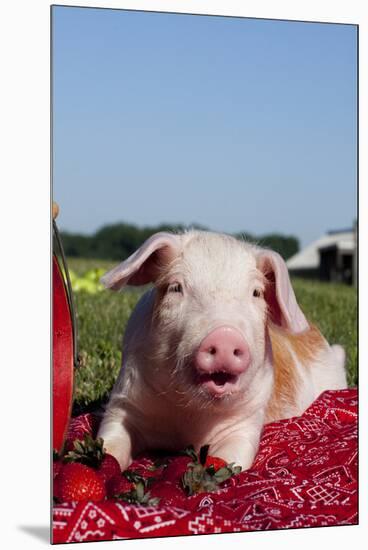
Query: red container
52,225,75,453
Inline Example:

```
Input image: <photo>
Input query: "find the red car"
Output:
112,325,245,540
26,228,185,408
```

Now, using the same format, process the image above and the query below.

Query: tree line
58,222,299,261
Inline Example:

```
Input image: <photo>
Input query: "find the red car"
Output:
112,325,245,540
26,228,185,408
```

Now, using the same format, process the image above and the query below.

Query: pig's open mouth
194,370,240,397
198,371,237,386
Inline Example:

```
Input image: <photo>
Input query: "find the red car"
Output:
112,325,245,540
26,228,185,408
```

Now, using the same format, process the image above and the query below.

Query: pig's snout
194,326,250,376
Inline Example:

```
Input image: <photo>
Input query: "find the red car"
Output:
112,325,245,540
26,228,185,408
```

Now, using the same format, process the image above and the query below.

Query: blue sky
52,6,357,248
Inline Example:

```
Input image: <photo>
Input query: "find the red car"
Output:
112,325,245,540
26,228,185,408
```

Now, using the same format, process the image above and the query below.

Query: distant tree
58,223,299,261
55,232,92,258
93,223,144,260
257,234,299,260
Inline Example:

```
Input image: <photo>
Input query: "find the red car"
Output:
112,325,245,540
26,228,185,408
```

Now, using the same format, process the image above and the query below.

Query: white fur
97,230,347,471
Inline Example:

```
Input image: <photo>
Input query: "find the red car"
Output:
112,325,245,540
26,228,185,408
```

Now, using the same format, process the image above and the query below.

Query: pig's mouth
194,370,240,397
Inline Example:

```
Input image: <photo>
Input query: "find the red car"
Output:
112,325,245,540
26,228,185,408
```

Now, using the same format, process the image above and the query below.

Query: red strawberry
98,454,121,484
53,475,61,500
62,434,121,485
53,460,62,479
204,456,227,472
149,481,186,506
58,463,106,502
161,456,193,484
106,474,134,498
128,457,164,479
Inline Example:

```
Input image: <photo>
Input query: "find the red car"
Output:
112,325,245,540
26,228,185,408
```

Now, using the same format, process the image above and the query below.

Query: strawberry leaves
180,445,241,496
63,434,105,469
112,471,160,506
182,461,241,496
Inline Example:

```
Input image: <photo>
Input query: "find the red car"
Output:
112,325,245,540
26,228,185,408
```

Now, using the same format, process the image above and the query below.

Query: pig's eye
168,282,183,294
253,288,263,298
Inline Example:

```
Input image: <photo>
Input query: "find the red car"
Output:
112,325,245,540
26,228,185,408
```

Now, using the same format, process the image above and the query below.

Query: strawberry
98,454,121,484
107,469,160,506
113,477,160,506
180,444,241,496
53,451,62,501
57,463,106,502
198,444,227,472
161,456,193,484
53,460,62,479
182,461,241,496
106,474,134,498
204,456,227,472
53,449,62,479
63,433,121,483
128,463,161,480
53,475,61,501
149,481,186,506
63,434,105,469
53,453,63,503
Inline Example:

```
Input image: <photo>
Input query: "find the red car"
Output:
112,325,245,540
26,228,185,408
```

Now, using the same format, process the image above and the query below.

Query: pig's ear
257,249,309,333
100,232,180,291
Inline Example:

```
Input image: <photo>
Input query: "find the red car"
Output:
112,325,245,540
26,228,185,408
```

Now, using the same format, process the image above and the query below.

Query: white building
287,227,356,285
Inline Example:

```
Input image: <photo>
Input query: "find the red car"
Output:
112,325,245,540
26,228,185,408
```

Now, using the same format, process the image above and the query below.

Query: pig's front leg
209,424,263,471
97,409,134,471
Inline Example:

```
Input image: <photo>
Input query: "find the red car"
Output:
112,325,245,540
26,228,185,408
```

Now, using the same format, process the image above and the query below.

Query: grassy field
67,258,357,411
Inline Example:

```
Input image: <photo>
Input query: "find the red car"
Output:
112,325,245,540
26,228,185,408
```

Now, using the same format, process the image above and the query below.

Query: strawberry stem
199,445,210,466
63,433,106,469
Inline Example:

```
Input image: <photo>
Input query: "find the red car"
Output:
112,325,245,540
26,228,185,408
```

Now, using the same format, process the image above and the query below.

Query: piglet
97,230,347,471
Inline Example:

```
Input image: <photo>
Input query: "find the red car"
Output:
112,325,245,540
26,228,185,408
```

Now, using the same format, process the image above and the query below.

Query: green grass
67,257,357,409
73,289,142,409
292,278,357,387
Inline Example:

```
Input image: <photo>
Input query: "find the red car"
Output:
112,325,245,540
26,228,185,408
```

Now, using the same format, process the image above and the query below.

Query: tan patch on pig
265,322,327,422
